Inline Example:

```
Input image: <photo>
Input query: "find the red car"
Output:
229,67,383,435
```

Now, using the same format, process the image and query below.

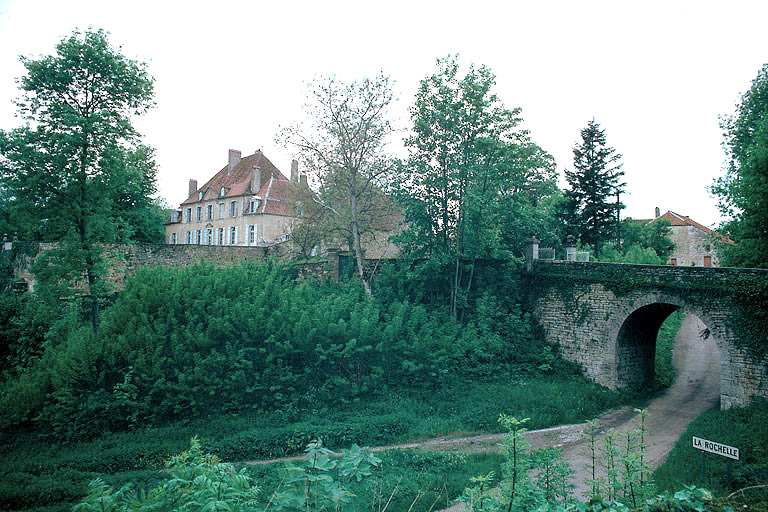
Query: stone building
165,149,304,248
650,209,732,267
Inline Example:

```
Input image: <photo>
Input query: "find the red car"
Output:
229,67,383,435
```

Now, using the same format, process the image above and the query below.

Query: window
220,186,226,197
199,191,204,201
206,204,213,220
196,206,202,221
230,201,238,217
184,231,190,244
170,232,177,245
219,203,225,218
185,208,192,222
248,225,256,245
249,197,261,213
230,226,237,244
195,230,201,244
207,228,213,245
217,227,224,245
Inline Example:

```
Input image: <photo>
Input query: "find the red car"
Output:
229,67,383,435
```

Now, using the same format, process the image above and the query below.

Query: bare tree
279,74,396,294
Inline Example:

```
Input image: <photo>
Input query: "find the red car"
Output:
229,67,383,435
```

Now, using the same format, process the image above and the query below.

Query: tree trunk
78,141,99,333
350,194,371,295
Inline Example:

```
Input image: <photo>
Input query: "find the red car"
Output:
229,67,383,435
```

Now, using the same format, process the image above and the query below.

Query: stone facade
165,149,303,249
528,260,768,409
653,211,728,267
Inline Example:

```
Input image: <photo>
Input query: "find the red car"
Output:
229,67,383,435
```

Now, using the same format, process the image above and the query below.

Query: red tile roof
653,211,734,244
180,151,299,217
181,151,287,205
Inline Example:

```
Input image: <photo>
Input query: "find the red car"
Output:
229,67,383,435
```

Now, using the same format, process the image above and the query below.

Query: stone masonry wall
529,260,768,409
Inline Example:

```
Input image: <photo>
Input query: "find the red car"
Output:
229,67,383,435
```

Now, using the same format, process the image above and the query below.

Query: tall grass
0,376,624,512
654,402,768,494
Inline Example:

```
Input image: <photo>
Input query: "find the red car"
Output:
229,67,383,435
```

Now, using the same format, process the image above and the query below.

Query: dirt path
244,314,720,503
557,313,720,499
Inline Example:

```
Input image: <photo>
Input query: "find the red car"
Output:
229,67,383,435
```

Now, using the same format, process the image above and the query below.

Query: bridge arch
608,295,727,393
529,260,768,409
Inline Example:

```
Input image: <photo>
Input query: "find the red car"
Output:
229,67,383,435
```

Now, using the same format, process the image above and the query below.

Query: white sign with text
692,436,739,460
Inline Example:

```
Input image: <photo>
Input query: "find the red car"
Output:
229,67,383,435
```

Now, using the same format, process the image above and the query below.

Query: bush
1,259,554,438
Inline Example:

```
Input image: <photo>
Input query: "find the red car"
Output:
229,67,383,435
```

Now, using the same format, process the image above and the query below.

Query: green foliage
563,120,625,250
654,311,683,390
0,375,624,511
712,63,768,269
73,436,261,512
0,29,161,326
597,218,674,266
396,55,559,318
0,258,597,438
655,402,768,495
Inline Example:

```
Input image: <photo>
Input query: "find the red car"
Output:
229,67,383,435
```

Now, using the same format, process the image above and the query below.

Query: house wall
165,197,293,247
668,225,720,266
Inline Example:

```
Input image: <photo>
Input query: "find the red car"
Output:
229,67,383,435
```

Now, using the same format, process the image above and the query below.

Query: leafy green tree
598,217,674,264
399,56,558,319
712,64,768,268
563,119,625,250
0,29,157,320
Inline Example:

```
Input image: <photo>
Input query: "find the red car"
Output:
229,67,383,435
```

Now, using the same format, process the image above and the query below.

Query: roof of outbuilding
651,211,734,244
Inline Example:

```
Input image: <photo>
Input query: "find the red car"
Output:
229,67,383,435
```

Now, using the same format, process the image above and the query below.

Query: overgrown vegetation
654,310,683,390
0,258,593,439
655,402,768,495
64,413,737,512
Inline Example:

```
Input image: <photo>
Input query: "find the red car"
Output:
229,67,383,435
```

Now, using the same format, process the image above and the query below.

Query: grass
0,375,625,512
654,402,768,497
654,309,683,390
248,450,506,512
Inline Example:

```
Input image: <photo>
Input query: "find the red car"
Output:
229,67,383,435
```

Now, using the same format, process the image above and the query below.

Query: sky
1,0,767,229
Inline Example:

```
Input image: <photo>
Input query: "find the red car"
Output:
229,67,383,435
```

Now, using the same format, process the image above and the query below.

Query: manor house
165,149,304,248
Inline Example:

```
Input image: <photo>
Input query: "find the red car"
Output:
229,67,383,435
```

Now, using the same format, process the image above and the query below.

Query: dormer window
220,187,227,197
249,197,261,213
198,191,204,201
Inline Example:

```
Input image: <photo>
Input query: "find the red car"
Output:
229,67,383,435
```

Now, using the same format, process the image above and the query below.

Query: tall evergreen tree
563,119,625,250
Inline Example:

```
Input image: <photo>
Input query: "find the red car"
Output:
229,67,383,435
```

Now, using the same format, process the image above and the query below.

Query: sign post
692,436,739,489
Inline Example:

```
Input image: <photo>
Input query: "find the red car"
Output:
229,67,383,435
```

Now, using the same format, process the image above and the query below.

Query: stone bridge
526,254,768,409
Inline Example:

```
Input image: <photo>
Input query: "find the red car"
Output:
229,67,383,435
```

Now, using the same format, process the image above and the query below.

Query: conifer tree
563,119,625,250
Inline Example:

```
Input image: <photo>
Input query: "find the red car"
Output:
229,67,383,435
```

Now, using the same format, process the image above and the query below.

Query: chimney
655,207,660,218
251,165,262,193
188,179,198,198
290,159,299,182
228,149,241,175
300,174,307,187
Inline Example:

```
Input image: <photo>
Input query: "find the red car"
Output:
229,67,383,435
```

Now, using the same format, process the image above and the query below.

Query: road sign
693,436,739,460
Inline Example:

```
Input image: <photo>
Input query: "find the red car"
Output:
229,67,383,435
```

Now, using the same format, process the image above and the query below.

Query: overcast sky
1,0,767,228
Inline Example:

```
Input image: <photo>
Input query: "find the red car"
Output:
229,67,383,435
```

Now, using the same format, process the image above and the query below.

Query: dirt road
555,313,720,499
245,314,720,502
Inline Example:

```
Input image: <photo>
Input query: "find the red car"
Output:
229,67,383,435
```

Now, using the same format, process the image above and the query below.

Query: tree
398,56,557,319
0,29,156,321
278,75,397,294
563,119,625,250
712,64,768,268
